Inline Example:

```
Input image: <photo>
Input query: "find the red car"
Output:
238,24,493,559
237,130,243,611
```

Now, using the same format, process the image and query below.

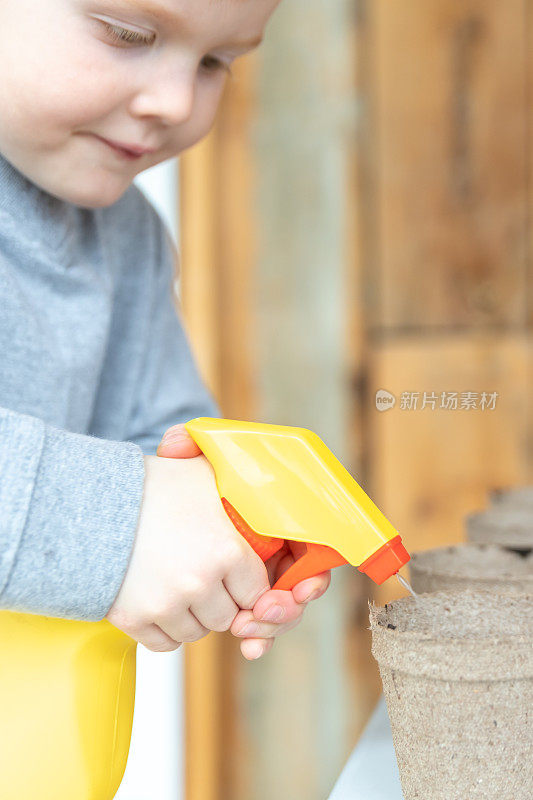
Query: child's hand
106,451,270,651
156,423,331,660
230,555,331,660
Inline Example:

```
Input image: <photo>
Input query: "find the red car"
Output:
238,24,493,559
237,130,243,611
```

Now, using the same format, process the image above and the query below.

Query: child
0,0,330,661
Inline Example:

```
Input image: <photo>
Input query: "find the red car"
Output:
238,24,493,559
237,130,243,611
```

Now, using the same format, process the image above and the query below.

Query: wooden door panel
367,334,532,604
370,0,528,329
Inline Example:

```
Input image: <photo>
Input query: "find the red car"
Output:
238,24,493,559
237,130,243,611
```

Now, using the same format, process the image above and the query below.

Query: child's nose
130,70,195,126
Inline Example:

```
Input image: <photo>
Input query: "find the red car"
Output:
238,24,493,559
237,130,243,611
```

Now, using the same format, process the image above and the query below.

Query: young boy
0,0,330,661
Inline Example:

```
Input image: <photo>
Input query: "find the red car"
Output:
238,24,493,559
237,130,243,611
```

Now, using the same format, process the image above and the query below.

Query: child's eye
97,19,231,73
102,22,156,47
200,55,231,76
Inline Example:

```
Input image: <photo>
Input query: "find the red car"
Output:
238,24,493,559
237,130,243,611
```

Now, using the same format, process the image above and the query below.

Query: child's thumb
156,423,202,458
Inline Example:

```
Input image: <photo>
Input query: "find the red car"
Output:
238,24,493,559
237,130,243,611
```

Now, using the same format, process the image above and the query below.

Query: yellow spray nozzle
185,417,410,588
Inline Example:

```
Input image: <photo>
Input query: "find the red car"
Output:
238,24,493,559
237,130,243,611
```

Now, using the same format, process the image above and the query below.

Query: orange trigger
272,543,348,591
221,498,285,562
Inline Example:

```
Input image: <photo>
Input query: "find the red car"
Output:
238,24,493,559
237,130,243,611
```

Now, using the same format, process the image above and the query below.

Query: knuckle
240,593,258,611
149,597,179,624
242,583,269,611
209,621,226,633
179,574,212,604
145,639,181,653
209,613,236,633
150,580,204,621
181,625,208,643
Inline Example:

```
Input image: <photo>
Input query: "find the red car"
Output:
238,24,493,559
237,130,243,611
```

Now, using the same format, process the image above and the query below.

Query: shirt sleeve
0,406,145,621
124,214,220,456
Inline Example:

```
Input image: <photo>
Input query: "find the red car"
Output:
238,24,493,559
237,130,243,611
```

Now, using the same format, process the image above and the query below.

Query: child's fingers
250,573,329,624
271,550,296,582
291,570,331,605
250,588,298,621
265,540,316,586
231,569,332,643
230,587,305,639
231,608,302,640
156,423,202,458
264,543,291,586
240,637,274,661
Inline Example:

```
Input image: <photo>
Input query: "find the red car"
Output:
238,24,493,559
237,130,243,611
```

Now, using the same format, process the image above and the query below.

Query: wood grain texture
183,636,222,800
180,132,222,398
527,0,533,327
179,0,533,797
212,58,258,419
368,0,528,329
180,62,258,417
367,333,533,606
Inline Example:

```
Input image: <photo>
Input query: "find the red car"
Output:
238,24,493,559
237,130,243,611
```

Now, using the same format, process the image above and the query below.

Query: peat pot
466,506,533,552
409,543,533,594
370,590,533,800
489,485,533,510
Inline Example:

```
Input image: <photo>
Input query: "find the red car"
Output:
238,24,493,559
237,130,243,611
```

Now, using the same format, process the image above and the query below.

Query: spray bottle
0,417,411,800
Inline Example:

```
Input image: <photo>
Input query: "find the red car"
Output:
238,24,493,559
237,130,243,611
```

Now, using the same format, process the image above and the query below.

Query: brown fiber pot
466,506,533,551
489,485,533,510
409,544,533,594
370,591,533,800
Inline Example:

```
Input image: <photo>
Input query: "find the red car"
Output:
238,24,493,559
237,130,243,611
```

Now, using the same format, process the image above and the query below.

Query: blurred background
131,1,533,798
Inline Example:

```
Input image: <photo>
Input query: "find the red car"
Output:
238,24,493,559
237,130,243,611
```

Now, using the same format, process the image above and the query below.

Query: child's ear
156,423,203,458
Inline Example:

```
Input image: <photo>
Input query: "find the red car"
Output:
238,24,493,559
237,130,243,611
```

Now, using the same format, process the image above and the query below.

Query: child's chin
60,177,132,209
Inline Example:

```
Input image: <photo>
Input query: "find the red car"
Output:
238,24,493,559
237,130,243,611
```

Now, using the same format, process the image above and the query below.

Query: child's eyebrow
113,0,263,48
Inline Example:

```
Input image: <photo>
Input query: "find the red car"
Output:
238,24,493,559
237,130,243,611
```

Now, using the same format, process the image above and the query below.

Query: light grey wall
241,0,359,797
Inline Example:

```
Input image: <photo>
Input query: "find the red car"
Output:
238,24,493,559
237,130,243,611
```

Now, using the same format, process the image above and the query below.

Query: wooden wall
179,1,533,797
360,0,533,610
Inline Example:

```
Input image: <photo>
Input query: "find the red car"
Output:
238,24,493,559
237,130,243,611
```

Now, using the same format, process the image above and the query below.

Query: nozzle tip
358,536,410,585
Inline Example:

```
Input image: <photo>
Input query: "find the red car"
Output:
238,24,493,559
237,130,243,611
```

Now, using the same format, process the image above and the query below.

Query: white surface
328,697,403,800
115,647,184,800
115,158,183,800
135,158,179,246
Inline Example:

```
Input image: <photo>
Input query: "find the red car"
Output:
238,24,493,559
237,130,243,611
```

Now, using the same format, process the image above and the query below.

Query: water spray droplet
396,573,418,598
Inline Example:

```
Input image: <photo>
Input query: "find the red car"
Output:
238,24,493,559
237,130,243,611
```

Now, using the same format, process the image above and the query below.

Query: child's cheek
175,79,228,154
0,23,126,147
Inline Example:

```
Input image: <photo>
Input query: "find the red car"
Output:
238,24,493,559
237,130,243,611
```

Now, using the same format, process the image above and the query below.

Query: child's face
0,0,279,208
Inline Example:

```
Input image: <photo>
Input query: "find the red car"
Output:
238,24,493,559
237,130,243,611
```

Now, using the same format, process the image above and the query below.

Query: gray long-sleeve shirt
0,152,218,621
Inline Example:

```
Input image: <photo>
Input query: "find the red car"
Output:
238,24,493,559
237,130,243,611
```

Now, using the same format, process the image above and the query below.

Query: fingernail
248,642,264,660
260,604,285,622
237,622,259,637
302,589,320,603
160,430,186,445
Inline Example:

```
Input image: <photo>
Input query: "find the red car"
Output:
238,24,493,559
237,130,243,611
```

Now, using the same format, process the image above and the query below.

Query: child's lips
91,133,156,160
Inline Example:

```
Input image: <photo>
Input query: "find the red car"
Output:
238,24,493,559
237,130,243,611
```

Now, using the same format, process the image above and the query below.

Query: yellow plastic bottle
0,417,409,799
0,613,136,800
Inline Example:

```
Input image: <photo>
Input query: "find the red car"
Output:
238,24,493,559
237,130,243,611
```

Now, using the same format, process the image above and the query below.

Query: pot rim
410,544,533,581
370,590,533,680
